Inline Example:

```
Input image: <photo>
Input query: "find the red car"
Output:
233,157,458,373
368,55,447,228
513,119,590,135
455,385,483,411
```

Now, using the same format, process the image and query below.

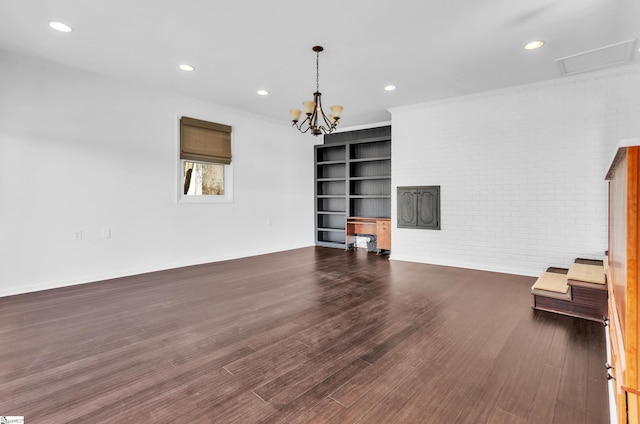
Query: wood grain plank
286,397,346,424
556,319,591,411
332,359,440,424
552,399,586,424
585,323,609,424
489,408,528,424
495,311,559,418
255,340,376,407
526,364,562,424
256,359,370,424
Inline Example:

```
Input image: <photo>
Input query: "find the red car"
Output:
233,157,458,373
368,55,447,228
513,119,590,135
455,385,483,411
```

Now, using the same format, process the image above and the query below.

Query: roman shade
180,116,232,165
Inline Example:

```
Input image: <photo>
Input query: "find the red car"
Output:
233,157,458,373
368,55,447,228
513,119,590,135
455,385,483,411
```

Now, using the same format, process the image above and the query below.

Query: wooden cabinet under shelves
376,219,391,250
345,217,391,254
314,126,391,250
606,141,640,424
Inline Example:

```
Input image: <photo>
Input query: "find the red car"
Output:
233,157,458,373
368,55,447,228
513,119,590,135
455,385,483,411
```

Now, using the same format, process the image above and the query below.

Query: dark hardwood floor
0,247,608,423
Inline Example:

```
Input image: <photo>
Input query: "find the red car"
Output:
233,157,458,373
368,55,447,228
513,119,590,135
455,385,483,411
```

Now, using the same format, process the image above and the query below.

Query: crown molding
389,63,640,114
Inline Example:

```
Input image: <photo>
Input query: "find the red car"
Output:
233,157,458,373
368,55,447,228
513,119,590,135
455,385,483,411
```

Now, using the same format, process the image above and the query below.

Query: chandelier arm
299,125,313,134
295,115,314,134
310,99,318,130
315,91,331,130
308,91,321,135
320,110,336,132
295,123,313,134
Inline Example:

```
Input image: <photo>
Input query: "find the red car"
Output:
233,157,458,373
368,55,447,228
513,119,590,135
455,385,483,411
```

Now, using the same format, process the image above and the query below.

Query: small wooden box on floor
531,261,608,322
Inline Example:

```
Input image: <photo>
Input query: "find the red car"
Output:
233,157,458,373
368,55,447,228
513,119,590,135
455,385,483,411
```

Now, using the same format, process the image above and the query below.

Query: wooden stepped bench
531,258,607,322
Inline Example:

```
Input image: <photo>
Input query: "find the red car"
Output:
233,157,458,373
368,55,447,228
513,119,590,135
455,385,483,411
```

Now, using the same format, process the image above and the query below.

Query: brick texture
390,66,640,276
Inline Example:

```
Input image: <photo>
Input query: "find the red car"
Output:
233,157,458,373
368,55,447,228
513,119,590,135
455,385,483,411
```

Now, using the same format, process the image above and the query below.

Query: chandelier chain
316,50,320,93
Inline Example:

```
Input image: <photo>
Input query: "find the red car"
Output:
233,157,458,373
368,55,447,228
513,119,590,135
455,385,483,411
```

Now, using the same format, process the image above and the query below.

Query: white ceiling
1,0,639,127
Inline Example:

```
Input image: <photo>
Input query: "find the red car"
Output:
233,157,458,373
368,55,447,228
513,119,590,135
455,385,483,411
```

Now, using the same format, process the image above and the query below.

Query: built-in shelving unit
314,126,391,249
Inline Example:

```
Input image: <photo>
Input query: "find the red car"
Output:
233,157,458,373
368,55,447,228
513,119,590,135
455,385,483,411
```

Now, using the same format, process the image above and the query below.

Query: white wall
0,50,315,296
390,66,640,276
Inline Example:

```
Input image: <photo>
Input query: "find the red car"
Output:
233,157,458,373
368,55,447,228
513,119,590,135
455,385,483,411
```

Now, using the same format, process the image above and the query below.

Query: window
183,161,225,195
178,116,233,203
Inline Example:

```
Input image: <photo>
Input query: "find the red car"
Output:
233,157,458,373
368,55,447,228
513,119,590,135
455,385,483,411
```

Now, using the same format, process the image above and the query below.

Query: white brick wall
390,65,640,276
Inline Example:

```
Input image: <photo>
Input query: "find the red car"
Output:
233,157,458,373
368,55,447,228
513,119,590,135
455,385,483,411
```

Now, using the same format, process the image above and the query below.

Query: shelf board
349,156,391,163
317,227,346,232
315,241,346,249
350,195,391,199
349,176,391,181
317,195,346,199
317,211,346,215
317,160,346,165
317,177,346,182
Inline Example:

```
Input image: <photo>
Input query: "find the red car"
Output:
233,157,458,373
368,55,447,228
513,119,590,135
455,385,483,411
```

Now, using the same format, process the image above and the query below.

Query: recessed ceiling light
49,21,72,33
384,85,396,91
257,90,269,96
524,40,545,50
179,64,195,71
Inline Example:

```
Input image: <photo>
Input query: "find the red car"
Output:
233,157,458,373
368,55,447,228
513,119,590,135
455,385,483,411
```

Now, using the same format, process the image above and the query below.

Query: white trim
605,324,618,424
333,120,392,133
389,254,540,278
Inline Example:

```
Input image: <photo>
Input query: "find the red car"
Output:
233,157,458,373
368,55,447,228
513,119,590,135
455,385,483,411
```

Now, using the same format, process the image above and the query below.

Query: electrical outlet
102,229,111,239
73,230,82,241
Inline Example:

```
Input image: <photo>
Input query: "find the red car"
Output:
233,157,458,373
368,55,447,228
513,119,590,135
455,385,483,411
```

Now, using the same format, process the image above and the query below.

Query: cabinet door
417,187,440,229
397,188,418,228
397,186,440,229
377,220,391,250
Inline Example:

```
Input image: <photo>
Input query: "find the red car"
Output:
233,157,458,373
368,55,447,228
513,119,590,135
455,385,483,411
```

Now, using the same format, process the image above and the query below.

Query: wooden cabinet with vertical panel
606,141,640,424
376,219,391,250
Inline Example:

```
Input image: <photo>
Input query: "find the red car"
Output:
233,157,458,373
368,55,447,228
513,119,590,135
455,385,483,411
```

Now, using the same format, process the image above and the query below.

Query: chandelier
289,46,343,136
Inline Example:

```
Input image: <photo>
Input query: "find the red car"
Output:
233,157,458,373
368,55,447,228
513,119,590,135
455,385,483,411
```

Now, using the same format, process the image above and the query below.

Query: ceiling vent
556,39,637,76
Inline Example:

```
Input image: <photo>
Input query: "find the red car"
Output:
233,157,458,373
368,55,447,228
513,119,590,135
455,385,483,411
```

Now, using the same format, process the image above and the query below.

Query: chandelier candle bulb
303,101,316,115
290,109,302,122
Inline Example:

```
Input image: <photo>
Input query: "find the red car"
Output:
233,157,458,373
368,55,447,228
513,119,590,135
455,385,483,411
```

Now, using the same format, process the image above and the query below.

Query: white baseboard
388,254,539,278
